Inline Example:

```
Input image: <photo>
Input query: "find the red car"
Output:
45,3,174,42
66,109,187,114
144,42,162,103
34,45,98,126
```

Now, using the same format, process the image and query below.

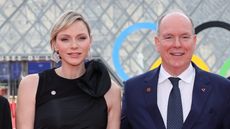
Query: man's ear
193,34,197,49
154,36,160,52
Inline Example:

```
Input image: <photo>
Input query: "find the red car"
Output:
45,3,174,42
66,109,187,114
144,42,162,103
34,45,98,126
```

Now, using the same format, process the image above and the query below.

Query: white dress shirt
157,63,195,127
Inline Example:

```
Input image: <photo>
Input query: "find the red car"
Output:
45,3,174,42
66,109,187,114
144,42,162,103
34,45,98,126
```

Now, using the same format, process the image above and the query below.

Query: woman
0,95,12,129
16,10,121,129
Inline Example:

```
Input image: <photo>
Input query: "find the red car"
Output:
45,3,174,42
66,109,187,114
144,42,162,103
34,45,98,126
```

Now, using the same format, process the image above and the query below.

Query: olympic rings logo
112,21,230,81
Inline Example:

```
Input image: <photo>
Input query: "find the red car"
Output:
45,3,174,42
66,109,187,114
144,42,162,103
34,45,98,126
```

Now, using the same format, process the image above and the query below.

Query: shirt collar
158,66,171,83
158,63,195,84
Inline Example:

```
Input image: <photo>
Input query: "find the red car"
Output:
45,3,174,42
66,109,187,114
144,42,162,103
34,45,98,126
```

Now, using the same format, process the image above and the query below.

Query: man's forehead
161,12,191,25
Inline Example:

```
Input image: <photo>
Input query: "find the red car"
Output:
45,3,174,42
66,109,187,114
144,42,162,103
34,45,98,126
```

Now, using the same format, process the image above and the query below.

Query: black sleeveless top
34,60,111,129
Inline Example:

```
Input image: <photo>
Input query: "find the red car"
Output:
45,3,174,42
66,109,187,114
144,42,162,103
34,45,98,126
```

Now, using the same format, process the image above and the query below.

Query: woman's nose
70,41,79,48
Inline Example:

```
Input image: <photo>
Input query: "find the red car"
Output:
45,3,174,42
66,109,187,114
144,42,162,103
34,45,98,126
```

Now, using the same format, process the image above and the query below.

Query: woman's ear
51,41,58,51
88,35,93,50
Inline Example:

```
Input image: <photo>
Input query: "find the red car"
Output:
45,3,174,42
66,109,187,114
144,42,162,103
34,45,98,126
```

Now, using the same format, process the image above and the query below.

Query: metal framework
0,0,230,79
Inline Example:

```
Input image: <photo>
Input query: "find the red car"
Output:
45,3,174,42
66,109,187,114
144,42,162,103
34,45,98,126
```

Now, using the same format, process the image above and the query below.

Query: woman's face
54,21,91,66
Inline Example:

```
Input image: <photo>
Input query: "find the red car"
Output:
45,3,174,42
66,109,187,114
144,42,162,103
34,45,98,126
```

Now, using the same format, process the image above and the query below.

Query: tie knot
168,77,181,87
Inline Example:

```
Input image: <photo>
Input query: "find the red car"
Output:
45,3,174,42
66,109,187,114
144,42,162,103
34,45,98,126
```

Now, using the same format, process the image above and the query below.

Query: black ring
195,21,230,34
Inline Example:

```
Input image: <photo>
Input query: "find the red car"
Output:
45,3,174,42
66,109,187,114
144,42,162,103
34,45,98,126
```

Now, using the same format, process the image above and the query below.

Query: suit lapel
143,66,166,129
182,64,212,129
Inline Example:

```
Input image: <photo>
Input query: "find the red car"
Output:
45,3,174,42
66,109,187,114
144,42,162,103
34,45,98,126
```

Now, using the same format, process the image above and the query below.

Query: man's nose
174,37,182,47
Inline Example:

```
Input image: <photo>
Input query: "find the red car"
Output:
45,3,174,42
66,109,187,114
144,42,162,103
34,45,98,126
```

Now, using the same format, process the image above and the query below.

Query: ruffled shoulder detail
77,59,111,97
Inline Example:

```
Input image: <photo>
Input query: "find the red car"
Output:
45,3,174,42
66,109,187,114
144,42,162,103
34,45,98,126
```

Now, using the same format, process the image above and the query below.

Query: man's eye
164,36,173,39
182,36,191,39
183,36,189,38
79,36,87,40
61,38,68,42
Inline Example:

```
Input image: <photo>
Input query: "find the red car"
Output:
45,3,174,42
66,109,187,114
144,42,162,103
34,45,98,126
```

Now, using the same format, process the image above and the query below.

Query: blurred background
0,1,230,127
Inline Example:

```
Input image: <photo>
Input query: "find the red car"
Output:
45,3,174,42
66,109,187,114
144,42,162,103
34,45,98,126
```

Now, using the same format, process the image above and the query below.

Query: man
121,11,230,129
0,96,12,129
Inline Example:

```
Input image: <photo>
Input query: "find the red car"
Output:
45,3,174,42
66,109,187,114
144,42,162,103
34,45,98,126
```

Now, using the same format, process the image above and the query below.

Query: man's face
155,13,197,75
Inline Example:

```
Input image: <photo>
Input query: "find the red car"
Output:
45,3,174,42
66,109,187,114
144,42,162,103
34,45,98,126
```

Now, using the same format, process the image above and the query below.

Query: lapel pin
201,88,206,92
146,87,152,93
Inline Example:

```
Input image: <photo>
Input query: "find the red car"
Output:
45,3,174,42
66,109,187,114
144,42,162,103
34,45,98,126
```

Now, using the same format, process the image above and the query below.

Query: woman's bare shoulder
107,80,121,96
104,80,121,108
18,74,39,96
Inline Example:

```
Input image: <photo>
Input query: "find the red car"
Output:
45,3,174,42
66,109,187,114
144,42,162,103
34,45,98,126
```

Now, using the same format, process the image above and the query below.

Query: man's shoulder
130,69,156,80
196,69,230,91
199,69,229,83
124,68,159,87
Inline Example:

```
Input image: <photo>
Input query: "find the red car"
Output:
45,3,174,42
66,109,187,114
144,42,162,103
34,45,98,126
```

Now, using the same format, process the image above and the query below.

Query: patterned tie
167,77,183,129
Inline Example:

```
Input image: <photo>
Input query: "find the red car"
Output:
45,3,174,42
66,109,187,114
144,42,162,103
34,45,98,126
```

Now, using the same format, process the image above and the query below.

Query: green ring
219,58,230,77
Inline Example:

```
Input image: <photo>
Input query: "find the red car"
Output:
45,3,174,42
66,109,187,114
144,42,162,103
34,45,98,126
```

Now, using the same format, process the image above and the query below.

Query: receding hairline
157,11,195,35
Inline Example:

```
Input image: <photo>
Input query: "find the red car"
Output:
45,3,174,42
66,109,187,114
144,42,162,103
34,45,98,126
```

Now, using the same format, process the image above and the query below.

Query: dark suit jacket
121,63,230,129
0,96,12,129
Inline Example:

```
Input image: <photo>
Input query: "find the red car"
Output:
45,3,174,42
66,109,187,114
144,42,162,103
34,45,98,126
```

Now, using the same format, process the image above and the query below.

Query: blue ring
112,22,156,81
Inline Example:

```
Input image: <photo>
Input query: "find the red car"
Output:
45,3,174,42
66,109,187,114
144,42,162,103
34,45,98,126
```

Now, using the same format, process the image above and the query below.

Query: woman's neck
56,63,86,79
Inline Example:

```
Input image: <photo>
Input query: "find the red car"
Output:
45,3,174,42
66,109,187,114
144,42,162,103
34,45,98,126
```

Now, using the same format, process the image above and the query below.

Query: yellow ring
150,55,209,72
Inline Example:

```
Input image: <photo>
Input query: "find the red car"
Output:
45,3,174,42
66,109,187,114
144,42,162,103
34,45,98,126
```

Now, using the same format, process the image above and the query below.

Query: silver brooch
51,90,56,95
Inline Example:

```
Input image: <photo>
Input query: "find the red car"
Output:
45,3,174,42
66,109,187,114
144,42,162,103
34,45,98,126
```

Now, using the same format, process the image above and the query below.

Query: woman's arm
105,81,121,129
16,74,39,129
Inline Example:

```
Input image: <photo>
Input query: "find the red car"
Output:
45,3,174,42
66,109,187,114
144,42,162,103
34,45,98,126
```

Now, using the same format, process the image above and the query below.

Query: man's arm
223,91,230,129
120,82,132,129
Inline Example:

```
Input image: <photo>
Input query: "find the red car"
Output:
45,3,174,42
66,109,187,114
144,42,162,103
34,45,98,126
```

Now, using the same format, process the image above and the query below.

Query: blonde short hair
50,10,91,50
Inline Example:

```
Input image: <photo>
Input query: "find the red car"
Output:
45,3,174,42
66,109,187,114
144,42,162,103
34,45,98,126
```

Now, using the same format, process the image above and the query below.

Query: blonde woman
16,10,121,129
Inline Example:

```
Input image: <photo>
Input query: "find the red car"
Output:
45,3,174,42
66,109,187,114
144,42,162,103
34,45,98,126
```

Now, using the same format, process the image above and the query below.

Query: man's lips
170,52,184,56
